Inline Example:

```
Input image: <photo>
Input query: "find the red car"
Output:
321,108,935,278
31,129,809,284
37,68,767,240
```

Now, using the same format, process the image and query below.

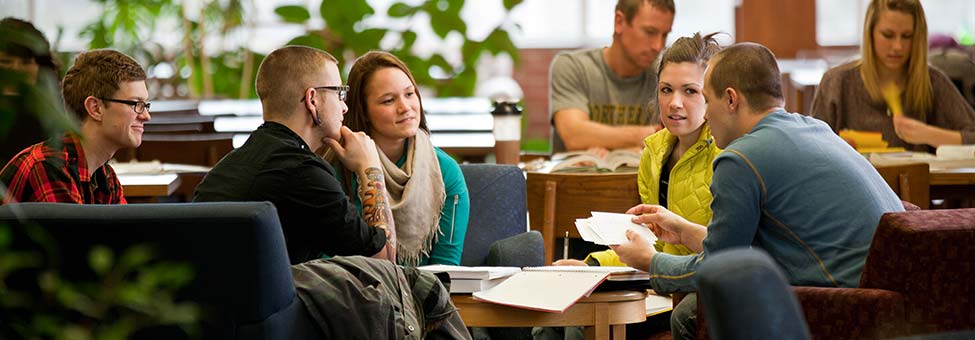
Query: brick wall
512,48,574,142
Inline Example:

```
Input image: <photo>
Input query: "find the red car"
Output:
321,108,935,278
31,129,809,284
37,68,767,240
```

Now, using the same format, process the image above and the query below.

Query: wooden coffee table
451,290,647,340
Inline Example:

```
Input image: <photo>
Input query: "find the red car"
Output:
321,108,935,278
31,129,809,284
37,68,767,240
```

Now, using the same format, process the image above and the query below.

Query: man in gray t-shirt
549,0,674,153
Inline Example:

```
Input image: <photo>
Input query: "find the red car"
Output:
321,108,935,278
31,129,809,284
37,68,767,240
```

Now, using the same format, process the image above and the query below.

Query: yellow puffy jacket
585,124,721,266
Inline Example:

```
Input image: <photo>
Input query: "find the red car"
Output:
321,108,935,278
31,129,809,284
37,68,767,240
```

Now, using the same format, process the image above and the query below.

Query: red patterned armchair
698,208,975,340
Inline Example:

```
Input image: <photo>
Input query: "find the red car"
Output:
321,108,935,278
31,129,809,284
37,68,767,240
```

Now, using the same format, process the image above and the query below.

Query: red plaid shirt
0,134,127,204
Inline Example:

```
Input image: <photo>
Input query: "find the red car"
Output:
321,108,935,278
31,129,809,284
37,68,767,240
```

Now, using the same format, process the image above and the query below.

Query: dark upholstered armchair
796,208,975,339
459,164,544,268
0,202,320,339
698,248,811,340
698,208,975,340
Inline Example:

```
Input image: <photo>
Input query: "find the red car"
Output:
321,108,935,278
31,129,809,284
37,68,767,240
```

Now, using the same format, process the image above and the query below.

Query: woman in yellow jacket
561,32,723,267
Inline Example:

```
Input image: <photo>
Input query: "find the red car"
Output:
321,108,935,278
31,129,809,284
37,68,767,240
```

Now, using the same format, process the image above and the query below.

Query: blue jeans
671,293,697,340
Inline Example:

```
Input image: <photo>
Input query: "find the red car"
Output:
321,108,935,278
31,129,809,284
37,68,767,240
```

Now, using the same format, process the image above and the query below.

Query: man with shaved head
195,46,397,264
610,43,903,339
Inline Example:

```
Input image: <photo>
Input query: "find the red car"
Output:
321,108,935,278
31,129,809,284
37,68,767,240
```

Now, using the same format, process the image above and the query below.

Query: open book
471,266,640,313
548,149,641,173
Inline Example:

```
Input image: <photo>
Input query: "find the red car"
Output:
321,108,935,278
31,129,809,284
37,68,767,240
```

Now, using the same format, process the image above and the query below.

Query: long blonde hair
859,0,932,117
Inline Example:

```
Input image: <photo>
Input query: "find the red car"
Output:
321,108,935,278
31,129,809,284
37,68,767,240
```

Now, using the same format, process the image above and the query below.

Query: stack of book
417,265,521,293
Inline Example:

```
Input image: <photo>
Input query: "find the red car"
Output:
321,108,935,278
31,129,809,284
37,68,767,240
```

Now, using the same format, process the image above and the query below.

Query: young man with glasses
1,49,150,204
194,46,398,264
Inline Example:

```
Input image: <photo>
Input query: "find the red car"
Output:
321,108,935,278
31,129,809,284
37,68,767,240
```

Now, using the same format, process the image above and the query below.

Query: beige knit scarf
378,130,445,266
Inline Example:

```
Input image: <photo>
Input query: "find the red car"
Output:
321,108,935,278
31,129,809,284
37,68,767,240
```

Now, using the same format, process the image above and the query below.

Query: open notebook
471,266,641,313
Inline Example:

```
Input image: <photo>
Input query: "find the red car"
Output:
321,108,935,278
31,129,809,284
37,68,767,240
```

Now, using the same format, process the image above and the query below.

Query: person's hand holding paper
626,204,708,253
627,204,686,245
609,229,656,273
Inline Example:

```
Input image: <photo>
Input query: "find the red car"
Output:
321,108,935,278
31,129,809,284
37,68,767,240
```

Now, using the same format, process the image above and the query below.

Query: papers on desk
472,269,610,313
645,293,673,316
575,212,657,245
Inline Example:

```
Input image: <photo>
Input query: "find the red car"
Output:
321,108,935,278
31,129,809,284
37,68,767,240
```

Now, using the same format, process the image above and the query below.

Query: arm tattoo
359,167,393,238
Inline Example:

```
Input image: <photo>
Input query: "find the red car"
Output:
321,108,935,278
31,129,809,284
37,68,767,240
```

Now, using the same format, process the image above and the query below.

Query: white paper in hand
575,212,657,245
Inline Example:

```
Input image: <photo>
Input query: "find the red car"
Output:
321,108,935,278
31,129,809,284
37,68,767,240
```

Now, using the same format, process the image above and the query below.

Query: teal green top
341,145,470,266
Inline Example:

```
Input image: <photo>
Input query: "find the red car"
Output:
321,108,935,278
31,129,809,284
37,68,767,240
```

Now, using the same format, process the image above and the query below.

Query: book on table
545,149,641,173
645,293,673,317
417,265,521,293
471,266,645,313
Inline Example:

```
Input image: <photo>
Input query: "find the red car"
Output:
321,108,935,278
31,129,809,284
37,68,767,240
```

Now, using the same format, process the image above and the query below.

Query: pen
563,231,569,260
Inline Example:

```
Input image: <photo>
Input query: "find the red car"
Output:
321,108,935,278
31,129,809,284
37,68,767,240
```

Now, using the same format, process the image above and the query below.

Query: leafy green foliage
0,222,200,339
275,5,311,24
276,0,523,97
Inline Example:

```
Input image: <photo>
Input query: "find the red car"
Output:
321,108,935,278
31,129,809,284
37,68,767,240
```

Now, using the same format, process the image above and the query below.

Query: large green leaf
400,30,418,51
430,11,466,39
461,39,484,66
275,5,311,24
484,30,520,64
320,0,374,38
387,2,417,17
351,28,388,55
503,0,523,10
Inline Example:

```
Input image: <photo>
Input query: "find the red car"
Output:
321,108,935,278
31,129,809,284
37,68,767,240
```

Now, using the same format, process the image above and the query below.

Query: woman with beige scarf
327,51,470,266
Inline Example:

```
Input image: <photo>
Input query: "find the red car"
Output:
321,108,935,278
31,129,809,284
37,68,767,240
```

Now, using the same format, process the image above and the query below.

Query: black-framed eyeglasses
300,85,349,103
99,97,151,114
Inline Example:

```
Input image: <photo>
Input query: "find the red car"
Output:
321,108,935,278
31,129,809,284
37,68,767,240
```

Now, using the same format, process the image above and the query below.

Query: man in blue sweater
611,42,904,340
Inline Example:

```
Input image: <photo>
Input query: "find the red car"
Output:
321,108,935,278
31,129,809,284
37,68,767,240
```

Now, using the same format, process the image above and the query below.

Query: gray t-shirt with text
549,48,660,152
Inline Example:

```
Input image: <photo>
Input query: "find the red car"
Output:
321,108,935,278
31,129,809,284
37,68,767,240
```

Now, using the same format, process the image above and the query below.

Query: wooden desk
526,172,642,263
931,166,975,186
119,174,181,202
870,155,975,208
930,166,975,208
452,290,647,340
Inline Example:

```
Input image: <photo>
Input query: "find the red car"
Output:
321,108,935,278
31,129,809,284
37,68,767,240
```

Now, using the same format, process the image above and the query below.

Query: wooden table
930,166,975,186
930,166,975,207
870,156,975,208
118,174,181,202
452,290,647,340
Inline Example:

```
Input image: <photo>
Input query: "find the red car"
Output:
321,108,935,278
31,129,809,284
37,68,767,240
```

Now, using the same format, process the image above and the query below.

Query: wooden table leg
586,302,611,340
611,324,626,340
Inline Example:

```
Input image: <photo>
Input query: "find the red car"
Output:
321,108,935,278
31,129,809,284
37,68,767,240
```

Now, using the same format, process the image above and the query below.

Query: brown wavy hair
326,51,429,196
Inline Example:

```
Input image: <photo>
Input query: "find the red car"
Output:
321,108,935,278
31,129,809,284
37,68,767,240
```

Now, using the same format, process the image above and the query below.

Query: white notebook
471,268,610,313
449,277,508,293
417,265,521,280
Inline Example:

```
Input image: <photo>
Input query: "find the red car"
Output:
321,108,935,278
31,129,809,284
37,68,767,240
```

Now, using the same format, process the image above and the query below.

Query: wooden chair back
526,171,641,263
875,162,930,209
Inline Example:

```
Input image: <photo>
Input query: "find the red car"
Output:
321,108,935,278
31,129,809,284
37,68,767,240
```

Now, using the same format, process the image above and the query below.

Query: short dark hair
61,49,146,120
707,43,783,111
616,0,675,22
255,45,338,118
0,17,58,73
